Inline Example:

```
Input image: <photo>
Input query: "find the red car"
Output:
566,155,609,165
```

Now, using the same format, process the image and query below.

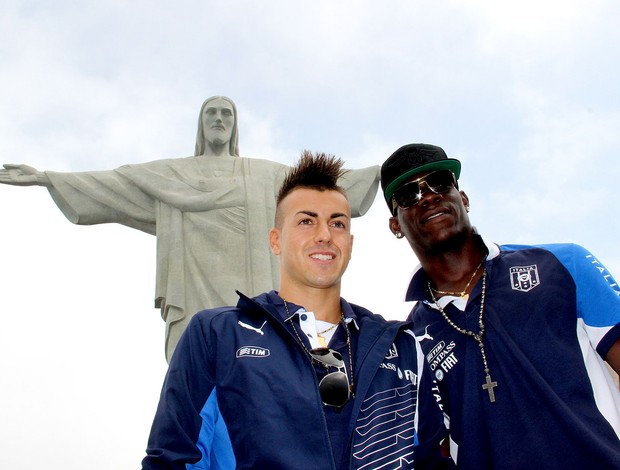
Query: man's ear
460,191,470,210
269,228,281,255
388,216,401,236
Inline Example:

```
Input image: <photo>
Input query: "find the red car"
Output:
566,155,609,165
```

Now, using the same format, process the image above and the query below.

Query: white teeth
427,212,445,220
311,254,334,261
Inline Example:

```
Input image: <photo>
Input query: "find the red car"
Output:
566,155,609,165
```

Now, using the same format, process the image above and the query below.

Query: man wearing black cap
381,143,620,469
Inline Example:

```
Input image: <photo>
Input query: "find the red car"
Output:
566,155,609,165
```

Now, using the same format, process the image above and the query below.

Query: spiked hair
277,150,348,204
275,150,349,227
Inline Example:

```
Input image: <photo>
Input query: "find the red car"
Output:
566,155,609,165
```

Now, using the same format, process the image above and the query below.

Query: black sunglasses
310,348,351,409
391,169,457,215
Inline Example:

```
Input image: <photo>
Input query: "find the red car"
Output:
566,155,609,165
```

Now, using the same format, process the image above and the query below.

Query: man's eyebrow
296,210,318,217
296,210,349,219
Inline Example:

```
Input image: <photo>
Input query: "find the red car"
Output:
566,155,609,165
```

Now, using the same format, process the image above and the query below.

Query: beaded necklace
428,268,498,402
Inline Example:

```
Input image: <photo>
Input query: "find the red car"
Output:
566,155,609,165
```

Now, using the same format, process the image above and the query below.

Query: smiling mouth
424,211,448,223
310,254,335,261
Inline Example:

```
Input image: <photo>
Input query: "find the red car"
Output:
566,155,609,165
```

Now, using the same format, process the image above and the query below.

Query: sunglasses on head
310,348,351,409
391,169,457,215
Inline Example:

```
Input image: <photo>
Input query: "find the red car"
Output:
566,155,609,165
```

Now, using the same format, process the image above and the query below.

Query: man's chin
425,230,468,256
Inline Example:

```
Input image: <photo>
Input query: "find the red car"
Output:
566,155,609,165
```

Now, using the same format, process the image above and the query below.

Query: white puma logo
415,325,433,342
238,320,267,335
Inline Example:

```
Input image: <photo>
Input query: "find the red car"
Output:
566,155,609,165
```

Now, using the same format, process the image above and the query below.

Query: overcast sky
2,1,620,468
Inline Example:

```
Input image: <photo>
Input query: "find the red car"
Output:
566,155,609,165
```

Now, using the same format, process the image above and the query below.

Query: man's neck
278,285,342,323
418,234,487,290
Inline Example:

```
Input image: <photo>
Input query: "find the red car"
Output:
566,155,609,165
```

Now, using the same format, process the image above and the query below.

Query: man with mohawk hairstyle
142,151,453,469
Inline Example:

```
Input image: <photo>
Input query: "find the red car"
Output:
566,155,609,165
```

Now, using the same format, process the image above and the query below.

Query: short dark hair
275,150,349,226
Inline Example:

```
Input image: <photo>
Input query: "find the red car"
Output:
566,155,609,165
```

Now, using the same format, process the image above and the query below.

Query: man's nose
314,222,332,243
418,181,441,206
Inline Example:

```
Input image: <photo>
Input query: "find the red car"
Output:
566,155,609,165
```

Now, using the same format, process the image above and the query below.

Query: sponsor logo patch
236,346,270,358
426,340,457,380
510,264,540,292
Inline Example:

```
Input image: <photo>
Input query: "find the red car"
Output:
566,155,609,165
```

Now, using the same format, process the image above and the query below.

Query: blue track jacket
142,291,450,469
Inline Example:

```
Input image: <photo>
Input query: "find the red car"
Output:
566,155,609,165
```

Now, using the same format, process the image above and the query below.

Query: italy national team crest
510,265,540,292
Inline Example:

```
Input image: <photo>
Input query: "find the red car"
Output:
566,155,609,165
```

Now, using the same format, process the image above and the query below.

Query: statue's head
195,96,240,156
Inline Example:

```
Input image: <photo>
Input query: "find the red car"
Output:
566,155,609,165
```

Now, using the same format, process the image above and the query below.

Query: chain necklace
316,322,339,348
428,268,498,402
429,258,485,300
283,300,355,397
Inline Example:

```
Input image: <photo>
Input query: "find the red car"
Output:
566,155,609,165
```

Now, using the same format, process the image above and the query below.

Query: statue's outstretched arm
0,164,51,187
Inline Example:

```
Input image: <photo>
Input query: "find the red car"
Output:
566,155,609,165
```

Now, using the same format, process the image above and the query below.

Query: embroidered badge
510,265,540,292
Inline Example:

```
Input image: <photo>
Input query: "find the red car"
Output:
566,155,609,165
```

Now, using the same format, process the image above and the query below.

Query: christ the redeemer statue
0,96,380,361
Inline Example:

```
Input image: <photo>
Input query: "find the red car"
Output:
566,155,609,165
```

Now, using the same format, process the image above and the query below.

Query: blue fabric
187,390,235,469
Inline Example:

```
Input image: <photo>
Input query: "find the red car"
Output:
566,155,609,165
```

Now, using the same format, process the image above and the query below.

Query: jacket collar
234,290,411,337
237,290,362,331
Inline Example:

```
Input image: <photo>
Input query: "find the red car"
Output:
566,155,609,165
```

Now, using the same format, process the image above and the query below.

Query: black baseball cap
381,143,461,210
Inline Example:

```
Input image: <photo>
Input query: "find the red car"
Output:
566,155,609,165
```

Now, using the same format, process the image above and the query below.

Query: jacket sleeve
142,313,218,469
528,243,620,356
